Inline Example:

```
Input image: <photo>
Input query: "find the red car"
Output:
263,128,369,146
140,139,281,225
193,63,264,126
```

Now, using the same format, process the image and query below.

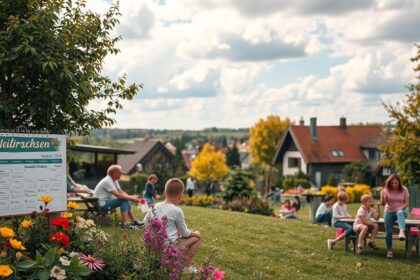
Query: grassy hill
110,204,420,280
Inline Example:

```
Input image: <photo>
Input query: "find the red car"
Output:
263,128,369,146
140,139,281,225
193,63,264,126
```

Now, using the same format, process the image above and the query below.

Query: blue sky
88,0,420,129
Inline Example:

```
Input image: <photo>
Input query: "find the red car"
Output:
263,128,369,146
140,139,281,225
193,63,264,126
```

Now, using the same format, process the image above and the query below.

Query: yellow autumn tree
249,115,294,192
190,144,229,183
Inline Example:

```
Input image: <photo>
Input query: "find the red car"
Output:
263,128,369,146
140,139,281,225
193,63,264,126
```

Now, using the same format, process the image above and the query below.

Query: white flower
59,257,71,266
50,266,66,280
69,251,78,258
85,219,95,227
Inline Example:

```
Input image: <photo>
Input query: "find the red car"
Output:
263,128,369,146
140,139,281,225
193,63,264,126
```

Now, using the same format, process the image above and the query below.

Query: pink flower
212,268,225,280
78,253,105,271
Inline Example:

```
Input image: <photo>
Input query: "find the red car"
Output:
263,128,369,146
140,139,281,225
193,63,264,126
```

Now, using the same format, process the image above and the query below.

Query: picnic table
338,218,420,257
67,195,116,220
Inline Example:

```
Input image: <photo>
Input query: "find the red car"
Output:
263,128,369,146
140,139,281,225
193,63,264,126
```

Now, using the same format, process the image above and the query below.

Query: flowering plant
136,214,224,280
0,195,105,279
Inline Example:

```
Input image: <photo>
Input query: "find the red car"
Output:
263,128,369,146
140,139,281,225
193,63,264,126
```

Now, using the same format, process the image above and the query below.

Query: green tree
342,161,372,184
381,45,420,185
249,115,293,193
0,0,141,135
226,145,241,168
222,168,254,202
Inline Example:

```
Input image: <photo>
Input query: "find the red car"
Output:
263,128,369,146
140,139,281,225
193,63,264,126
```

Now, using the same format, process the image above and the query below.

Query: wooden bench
339,218,420,257
68,194,116,224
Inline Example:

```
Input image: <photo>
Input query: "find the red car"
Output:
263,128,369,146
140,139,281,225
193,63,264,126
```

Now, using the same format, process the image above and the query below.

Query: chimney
299,117,304,126
340,117,347,130
310,117,317,141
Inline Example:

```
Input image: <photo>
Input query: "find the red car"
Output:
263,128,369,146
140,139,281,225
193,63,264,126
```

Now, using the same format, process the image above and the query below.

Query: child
327,192,353,250
315,194,335,226
144,174,158,207
292,196,301,212
143,178,201,273
353,194,380,255
279,199,298,219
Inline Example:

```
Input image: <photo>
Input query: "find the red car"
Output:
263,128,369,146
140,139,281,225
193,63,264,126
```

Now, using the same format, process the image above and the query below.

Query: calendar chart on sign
0,133,67,217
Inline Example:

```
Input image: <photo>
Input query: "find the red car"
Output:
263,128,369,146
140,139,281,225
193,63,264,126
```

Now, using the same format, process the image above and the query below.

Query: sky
87,0,420,129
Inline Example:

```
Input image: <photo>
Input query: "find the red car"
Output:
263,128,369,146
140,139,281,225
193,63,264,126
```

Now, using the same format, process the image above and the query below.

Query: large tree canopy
0,0,141,135
381,45,420,185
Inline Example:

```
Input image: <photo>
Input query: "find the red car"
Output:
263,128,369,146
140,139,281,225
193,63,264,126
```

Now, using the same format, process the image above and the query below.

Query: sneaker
121,223,137,230
398,230,405,241
327,239,334,250
182,266,198,274
386,250,393,258
132,220,144,227
356,246,363,256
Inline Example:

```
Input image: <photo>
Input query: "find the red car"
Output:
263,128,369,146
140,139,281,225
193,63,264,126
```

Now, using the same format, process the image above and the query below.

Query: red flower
44,208,50,213
50,232,70,247
51,217,71,230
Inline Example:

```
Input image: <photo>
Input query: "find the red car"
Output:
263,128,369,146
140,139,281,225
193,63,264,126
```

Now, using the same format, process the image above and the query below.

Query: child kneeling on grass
353,194,380,255
327,191,353,250
144,178,201,274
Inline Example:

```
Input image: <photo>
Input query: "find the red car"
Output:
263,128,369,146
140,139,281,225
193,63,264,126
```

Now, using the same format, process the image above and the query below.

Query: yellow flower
0,250,7,257
62,212,73,219
0,265,13,278
9,239,26,251
0,227,15,238
20,220,33,229
40,195,53,204
56,247,65,256
67,201,80,209
15,252,23,260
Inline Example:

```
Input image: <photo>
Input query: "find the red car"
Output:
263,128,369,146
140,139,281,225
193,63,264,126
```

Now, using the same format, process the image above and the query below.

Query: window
331,150,344,157
368,149,378,160
288,157,301,168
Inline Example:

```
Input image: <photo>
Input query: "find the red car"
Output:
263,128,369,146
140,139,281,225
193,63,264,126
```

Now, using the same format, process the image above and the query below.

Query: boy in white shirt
353,194,380,255
327,191,353,250
144,178,201,273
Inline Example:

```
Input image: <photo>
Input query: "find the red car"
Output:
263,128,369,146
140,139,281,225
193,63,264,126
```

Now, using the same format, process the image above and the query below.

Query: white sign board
0,133,67,217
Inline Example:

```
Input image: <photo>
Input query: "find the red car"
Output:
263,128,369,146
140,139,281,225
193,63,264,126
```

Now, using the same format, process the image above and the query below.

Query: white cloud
79,0,420,129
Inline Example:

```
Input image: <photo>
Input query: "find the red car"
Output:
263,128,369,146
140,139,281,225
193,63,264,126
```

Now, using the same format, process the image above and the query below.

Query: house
273,117,389,187
69,144,135,185
118,139,177,175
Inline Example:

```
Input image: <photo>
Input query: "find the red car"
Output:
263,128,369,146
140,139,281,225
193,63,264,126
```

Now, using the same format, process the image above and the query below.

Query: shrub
352,184,372,202
295,179,311,188
327,173,339,186
180,195,223,208
89,232,142,279
222,168,254,202
282,178,295,190
223,196,273,216
319,185,339,197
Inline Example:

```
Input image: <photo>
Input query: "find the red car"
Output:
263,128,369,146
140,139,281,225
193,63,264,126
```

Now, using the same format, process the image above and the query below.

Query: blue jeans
100,198,131,213
384,210,407,250
334,221,353,235
144,196,155,207
316,213,332,226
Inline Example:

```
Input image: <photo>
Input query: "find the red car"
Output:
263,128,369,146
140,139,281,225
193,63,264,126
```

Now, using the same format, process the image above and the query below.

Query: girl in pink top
353,194,380,255
380,174,409,258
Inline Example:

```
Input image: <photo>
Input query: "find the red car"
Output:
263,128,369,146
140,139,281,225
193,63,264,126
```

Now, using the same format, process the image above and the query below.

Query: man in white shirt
186,177,195,197
94,165,143,229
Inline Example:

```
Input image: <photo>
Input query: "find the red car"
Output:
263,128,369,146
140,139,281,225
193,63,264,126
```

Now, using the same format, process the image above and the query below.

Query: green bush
327,173,339,186
295,178,311,188
283,178,295,189
89,233,142,280
223,196,272,216
222,168,254,202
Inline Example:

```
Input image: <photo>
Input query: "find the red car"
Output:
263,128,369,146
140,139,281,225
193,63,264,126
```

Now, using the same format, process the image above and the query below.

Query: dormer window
331,150,344,157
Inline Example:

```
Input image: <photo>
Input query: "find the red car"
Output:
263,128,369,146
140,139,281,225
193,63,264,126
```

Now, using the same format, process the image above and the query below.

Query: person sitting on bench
94,165,143,229
67,164,94,195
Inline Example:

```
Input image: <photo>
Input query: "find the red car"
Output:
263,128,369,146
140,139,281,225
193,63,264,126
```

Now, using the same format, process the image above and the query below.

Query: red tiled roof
290,125,383,163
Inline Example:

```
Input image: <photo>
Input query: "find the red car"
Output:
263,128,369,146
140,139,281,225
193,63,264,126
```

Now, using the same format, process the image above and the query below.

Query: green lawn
104,203,420,280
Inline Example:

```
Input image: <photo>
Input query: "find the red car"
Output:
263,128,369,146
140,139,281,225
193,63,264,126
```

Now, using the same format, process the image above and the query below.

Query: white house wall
283,151,307,176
